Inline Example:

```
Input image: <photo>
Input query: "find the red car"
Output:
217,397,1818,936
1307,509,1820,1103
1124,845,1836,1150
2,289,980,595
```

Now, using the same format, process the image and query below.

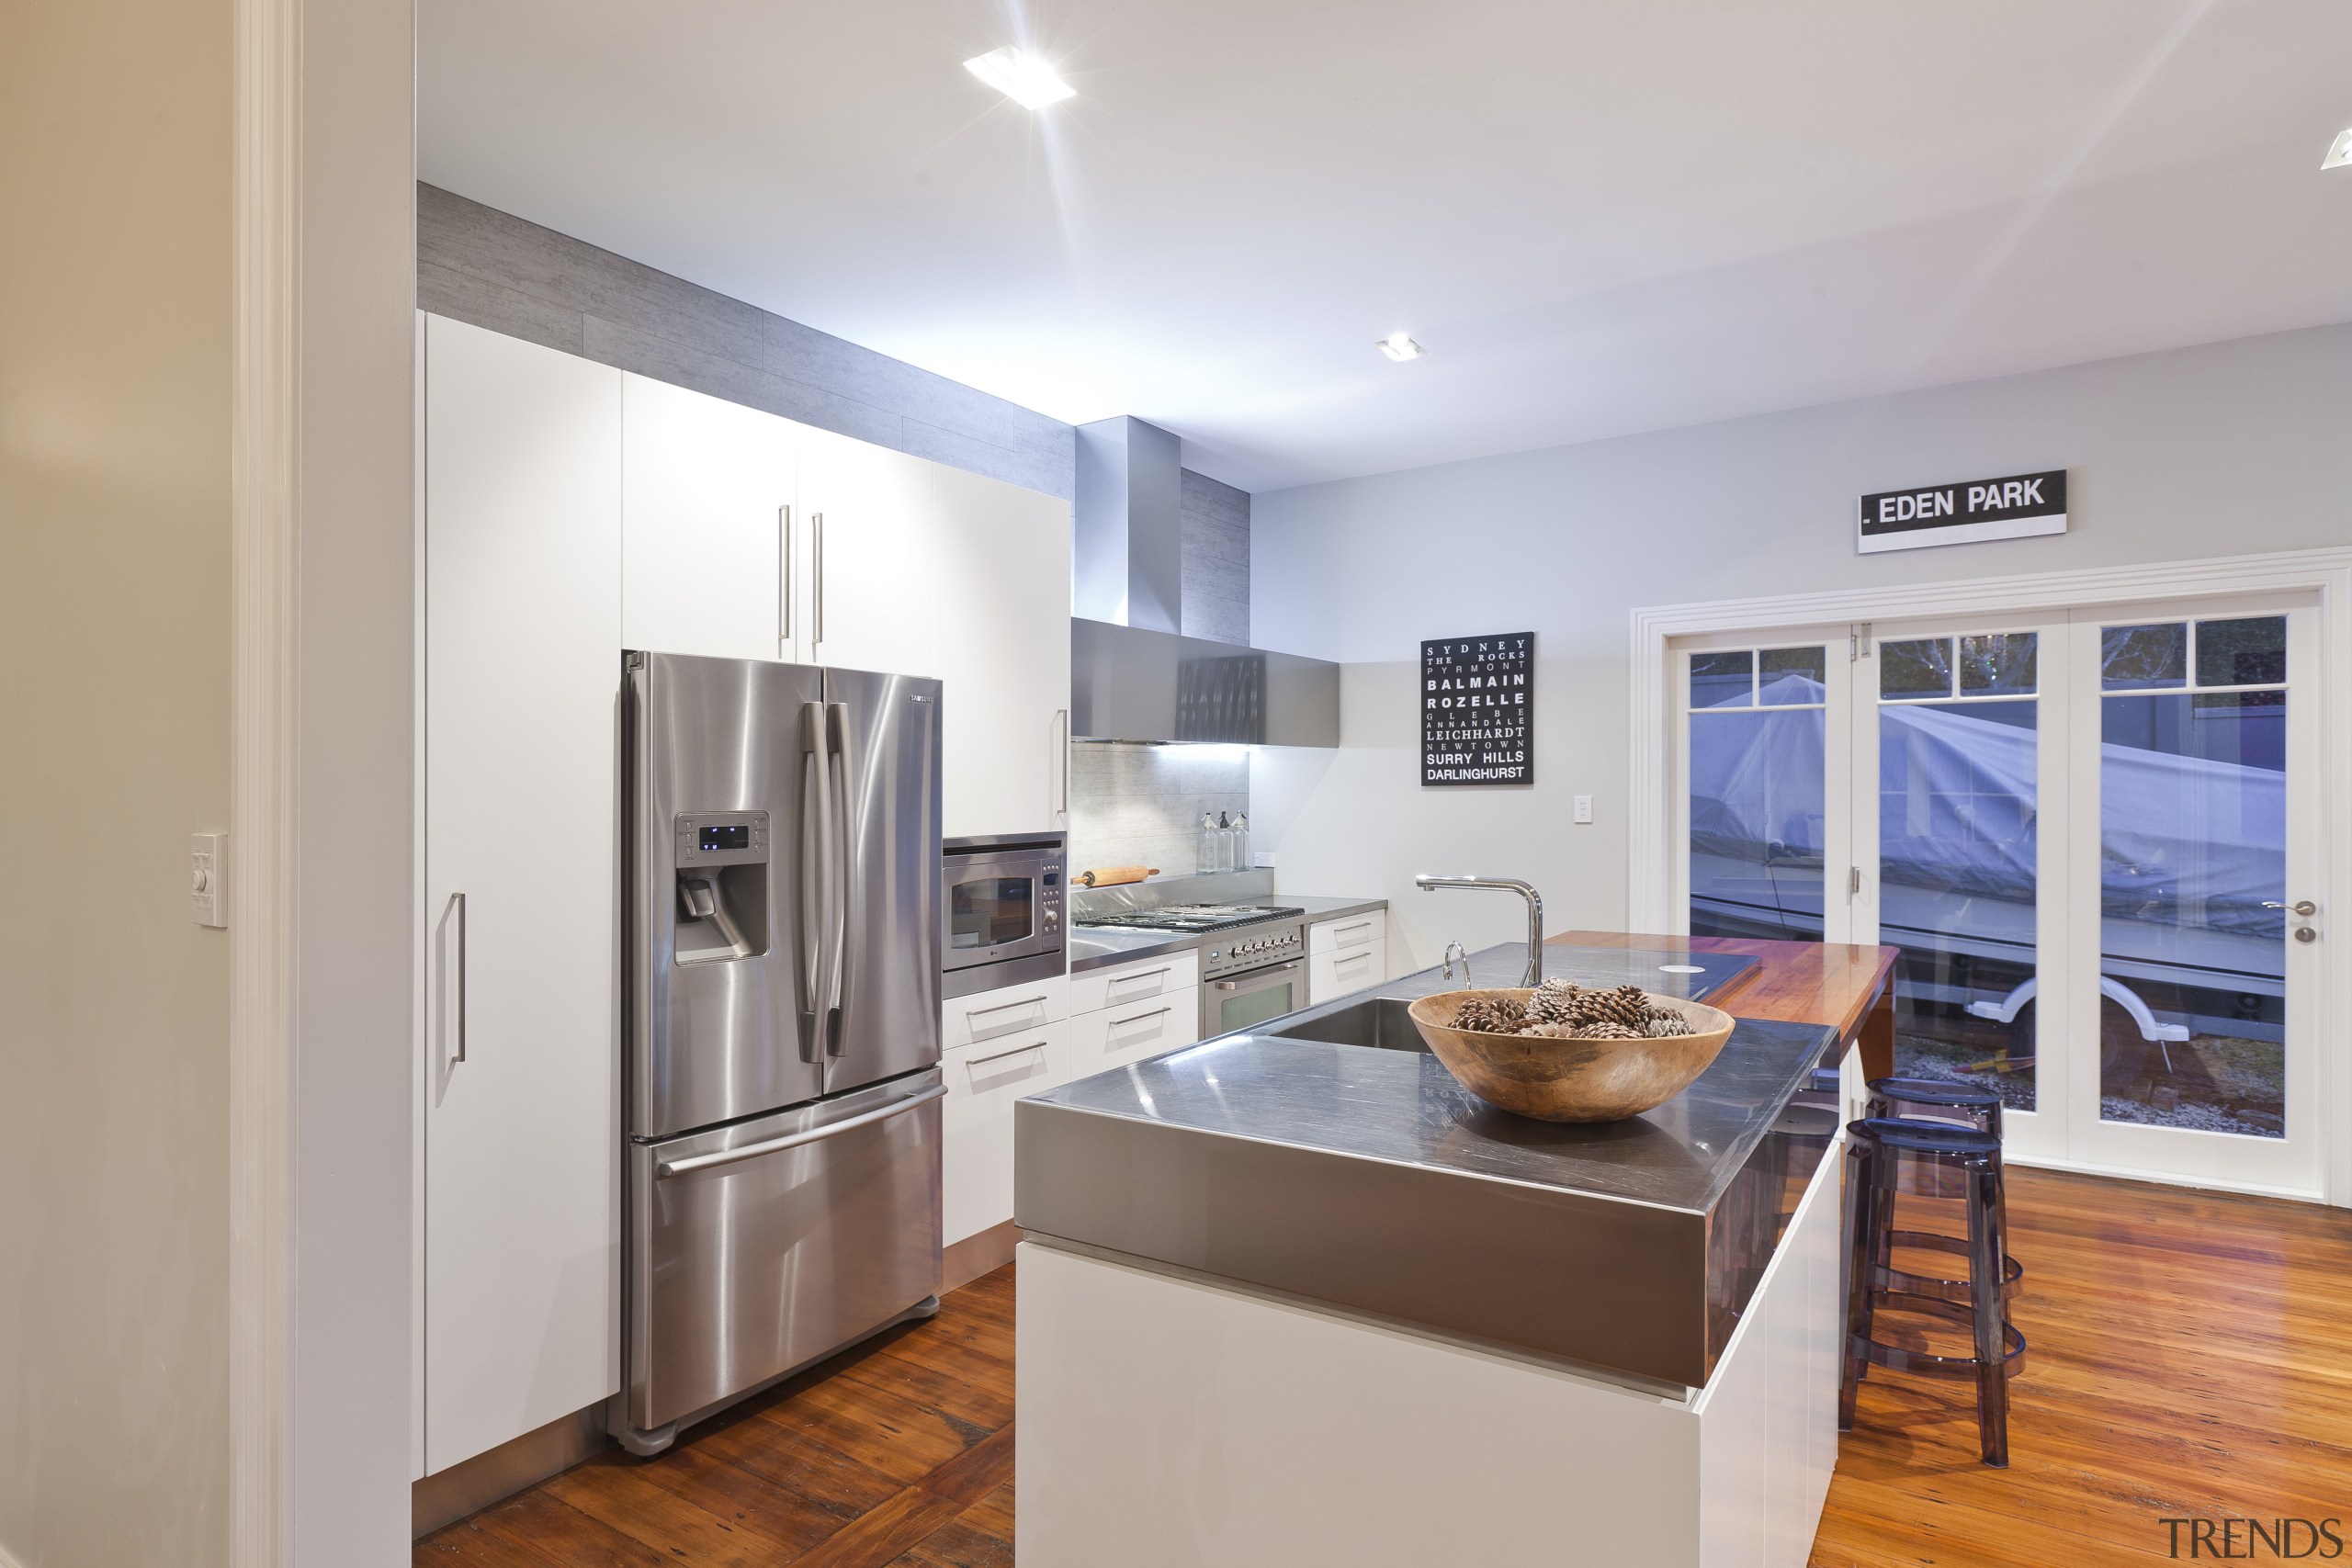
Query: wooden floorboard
416,1168,2352,1566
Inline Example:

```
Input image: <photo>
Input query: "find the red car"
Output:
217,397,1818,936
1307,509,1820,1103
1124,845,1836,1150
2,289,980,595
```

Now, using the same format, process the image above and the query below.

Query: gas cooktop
1075,903,1306,935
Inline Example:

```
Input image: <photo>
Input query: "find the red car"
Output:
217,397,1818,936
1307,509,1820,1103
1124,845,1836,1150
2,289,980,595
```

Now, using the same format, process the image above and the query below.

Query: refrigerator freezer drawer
624,1072,944,1435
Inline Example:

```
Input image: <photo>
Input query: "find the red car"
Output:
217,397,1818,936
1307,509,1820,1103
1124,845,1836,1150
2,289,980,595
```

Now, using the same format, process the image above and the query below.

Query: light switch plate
1573,795,1593,825
191,832,227,928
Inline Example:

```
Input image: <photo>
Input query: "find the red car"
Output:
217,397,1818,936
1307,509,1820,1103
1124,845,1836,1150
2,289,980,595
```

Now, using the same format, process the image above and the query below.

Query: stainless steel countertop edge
1067,894,1389,974
1016,1086,1713,1219
1015,1231,1702,1402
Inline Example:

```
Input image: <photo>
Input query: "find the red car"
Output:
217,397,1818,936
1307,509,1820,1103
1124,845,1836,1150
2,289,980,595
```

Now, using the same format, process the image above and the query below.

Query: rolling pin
1074,865,1158,887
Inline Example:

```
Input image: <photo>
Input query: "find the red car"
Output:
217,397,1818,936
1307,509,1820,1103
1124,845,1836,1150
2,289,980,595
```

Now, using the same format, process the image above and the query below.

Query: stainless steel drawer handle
968,1040,1049,1068
1331,920,1373,937
655,1083,946,1179
969,995,1050,1022
1109,1006,1173,1029
1107,965,1174,988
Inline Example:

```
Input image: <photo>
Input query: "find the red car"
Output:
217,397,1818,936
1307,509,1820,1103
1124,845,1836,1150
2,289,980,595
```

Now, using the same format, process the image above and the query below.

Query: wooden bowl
1406,988,1736,1123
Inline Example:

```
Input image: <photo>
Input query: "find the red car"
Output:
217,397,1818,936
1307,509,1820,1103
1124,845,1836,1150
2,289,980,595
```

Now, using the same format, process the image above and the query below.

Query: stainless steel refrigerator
616,649,944,1455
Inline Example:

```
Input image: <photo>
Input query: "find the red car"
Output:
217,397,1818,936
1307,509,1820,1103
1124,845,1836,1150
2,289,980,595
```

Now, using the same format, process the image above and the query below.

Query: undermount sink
1264,997,1430,1053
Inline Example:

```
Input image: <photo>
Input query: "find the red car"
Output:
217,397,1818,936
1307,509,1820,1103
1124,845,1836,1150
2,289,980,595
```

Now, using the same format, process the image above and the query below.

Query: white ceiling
421,0,2352,492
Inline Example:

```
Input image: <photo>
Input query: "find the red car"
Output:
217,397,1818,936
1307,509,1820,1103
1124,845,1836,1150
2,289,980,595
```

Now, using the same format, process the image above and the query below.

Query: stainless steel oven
941,832,1066,998
1199,917,1307,1036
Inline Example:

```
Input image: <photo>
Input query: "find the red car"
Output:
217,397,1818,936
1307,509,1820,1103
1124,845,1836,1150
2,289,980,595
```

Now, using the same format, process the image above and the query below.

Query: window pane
1690,650,1753,710
2101,623,2186,690
2196,615,2287,688
1758,647,1826,705
2098,692,2286,1137
1879,637,1952,701
1689,705,1824,942
1880,699,2039,1111
1958,632,2037,695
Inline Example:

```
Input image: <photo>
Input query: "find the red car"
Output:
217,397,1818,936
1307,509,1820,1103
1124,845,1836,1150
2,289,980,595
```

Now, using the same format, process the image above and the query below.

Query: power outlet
1573,795,1594,825
191,832,227,928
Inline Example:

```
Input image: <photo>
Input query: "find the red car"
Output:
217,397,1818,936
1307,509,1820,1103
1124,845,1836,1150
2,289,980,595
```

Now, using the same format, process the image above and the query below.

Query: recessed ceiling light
2324,129,2352,171
965,47,1075,109
1377,332,1425,363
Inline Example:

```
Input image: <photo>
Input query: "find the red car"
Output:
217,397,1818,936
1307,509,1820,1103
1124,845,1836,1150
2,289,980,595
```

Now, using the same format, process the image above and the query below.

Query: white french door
1675,594,2325,1196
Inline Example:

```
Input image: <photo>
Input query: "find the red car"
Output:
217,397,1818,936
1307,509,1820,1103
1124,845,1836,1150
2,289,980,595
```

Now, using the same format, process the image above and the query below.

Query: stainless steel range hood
1070,620,1338,745
1069,415,1340,746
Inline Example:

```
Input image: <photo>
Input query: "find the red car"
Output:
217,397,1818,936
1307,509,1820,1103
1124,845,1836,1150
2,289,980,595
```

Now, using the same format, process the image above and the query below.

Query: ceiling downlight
2324,129,2352,170
964,47,1075,109
1377,332,1425,363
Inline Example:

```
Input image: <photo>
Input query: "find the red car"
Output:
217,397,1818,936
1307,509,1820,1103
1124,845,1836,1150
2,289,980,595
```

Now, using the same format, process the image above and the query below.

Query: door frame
1631,546,2352,1206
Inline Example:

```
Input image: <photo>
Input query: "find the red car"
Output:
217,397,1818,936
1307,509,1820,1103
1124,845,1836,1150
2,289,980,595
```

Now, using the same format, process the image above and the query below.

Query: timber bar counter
1555,930,1902,1083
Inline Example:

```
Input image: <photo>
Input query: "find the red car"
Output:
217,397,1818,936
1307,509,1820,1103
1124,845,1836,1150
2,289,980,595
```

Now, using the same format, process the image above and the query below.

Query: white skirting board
1016,1140,1843,1568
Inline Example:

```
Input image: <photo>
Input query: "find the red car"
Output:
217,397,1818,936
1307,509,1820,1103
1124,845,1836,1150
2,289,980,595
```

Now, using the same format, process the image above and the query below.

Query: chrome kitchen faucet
1415,875,1544,987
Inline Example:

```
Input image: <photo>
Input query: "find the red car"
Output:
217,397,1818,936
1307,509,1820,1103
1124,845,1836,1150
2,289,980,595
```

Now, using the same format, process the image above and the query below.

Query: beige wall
0,0,233,1562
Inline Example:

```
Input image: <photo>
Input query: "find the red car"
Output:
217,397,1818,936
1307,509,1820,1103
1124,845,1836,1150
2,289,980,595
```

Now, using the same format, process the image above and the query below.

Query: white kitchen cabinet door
800,427,1073,838
942,1021,1072,1246
1069,994,1200,1078
423,314,621,1475
1308,942,1385,1005
620,373,797,662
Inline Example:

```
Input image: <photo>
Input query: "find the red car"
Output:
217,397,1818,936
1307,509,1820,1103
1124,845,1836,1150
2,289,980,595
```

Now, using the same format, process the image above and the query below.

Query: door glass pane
1691,650,1754,709
949,877,1034,950
2098,665,2287,1136
2195,615,2287,687
1958,633,2038,694
1690,648,1824,941
1879,695,2040,1111
1759,647,1826,703
2101,623,2187,690
1880,638,1953,700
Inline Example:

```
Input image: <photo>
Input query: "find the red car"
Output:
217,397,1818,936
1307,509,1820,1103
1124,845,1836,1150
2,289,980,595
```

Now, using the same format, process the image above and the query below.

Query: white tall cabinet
420,312,1074,1479
422,315,622,1475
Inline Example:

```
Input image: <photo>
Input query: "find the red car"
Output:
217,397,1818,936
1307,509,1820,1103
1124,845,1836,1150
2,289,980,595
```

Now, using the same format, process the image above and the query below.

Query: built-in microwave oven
941,833,1066,998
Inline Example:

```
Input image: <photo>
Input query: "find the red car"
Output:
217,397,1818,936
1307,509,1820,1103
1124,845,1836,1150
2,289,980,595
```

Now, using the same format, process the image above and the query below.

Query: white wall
1250,323,2352,968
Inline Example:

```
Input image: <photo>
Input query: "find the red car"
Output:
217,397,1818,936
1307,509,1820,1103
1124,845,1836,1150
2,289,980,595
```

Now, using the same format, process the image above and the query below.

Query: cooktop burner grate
1075,903,1307,934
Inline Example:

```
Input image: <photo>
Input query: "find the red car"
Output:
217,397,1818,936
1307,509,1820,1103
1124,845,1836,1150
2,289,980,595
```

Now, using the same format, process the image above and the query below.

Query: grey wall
419,184,1077,499
1180,468,1251,644
1068,744,1250,882
1249,322,2352,965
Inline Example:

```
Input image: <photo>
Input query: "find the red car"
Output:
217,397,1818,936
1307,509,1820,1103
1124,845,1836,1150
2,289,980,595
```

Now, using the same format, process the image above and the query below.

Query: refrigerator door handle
823,701,853,1055
797,701,829,1063
653,1081,947,1179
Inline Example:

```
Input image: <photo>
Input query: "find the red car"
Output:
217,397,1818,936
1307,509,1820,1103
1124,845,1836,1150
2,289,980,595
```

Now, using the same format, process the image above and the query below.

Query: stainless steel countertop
1015,939,1832,1387
1066,893,1387,974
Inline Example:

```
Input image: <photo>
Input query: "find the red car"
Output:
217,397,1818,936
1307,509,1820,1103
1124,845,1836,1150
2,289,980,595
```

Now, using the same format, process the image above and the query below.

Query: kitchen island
1012,940,1860,1568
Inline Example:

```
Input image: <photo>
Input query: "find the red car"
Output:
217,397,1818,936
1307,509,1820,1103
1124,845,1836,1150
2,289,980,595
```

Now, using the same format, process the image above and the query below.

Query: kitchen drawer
1308,909,1385,956
1308,940,1386,1006
1069,992,1201,1079
1069,949,1200,1018
942,1021,1070,1245
944,973,1069,1052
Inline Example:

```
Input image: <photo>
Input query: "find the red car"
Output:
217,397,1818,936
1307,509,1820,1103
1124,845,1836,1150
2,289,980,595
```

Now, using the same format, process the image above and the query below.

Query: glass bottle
1215,811,1234,874
1198,811,1220,874
1232,812,1250,872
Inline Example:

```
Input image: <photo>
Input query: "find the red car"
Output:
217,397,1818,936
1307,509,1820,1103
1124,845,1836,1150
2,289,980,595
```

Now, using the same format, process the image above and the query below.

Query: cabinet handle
1107,964,1174,991
968,994,1049,1025
812,511,825,645
1331,920,1372,938
1108,1005,1173,1031
778,504,792,643
969,1039,1048,1068
1336,950,1372,968
440,892,467,1065
1053,707,1069,820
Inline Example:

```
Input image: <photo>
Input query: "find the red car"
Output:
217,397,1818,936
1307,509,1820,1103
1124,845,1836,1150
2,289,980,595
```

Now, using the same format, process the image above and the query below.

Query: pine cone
1640,1010,1695,1038
1525,979,1593,1023
1521,1021,1579,1039
1572,1021,1640,1040
1453,998,1533,1035
1584,987,1653,1027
